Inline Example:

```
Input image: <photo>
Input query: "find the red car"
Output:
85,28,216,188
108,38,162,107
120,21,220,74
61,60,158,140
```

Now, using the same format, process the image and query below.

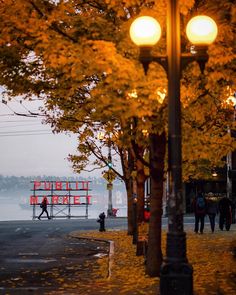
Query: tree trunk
146,131,166,277
125,178,134,235
118,147,134,235
136,159,146,223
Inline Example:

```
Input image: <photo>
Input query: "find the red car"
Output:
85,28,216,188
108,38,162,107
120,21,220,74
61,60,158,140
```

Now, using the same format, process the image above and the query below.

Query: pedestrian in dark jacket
206,197,218,233
218,197,233,231
98,212,106,232
38,197,51,220
192,192,207,234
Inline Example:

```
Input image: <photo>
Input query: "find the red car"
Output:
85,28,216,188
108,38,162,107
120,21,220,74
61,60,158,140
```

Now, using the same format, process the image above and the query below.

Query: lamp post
130,1,217,294
132,169,138,244
98,131,114,217
107,139,113,217
226,90,236,223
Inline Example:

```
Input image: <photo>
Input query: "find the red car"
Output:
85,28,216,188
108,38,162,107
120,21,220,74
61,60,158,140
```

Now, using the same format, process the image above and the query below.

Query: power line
0,119,43,123
0,132,53,137
0,114,15,117
0,129,52,134
0,123,45,129
12,97,45,117
1,100,45,118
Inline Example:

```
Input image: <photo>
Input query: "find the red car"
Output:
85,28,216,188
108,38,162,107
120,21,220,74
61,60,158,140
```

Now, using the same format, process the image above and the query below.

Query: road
0,218,127,294
0,216,198,294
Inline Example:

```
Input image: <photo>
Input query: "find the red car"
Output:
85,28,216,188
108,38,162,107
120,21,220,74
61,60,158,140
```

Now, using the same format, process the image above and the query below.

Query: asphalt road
0,218,127,294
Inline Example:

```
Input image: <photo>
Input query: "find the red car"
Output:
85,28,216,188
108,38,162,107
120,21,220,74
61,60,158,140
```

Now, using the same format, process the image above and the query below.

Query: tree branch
28,0,77,43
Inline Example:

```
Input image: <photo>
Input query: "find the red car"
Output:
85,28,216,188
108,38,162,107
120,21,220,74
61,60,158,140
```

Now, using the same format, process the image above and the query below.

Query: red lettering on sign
44,182,52,190
52,195,59,204
75,182,79,190
30,196,38,205
63,196,69,204
55,181,62,190
66,182,70,190
82,181,89,190
74,196,80,204
87,195,92,205
34,181,41,190
30,181,93,207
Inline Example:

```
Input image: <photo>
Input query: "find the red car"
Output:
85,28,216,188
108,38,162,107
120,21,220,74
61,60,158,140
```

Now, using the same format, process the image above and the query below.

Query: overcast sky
0,97,93,177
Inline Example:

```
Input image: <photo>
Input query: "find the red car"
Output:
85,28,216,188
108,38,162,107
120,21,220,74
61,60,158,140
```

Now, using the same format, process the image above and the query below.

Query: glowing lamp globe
186,15,218,45
130,16,161,47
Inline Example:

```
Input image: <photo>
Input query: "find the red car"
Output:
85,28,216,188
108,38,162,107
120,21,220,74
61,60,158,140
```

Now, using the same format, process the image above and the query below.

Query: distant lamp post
130,1,217,294
98,131,114,217
225,88,236,223
132,168,138,244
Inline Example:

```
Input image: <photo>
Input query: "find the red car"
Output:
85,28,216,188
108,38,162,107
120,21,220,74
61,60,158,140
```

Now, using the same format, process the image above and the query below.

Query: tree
0,0,235,278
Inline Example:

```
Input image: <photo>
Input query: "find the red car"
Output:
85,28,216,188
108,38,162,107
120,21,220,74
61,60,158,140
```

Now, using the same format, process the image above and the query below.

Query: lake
0,188,128,221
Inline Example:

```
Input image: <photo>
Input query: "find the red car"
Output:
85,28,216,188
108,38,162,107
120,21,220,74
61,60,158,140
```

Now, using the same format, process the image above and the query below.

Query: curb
69,233,114,279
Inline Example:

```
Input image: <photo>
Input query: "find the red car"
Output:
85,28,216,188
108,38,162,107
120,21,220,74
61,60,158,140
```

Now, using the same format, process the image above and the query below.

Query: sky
0,97,92,177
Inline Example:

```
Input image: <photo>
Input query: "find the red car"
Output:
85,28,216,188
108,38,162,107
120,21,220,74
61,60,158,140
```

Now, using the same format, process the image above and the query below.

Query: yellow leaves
179,0,195,15
73,231,158,294
0,0,235,181
71,228,236,295
186,228,236,295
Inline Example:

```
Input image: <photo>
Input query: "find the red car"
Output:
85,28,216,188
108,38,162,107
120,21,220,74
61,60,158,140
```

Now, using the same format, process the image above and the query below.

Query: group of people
192,192,234,234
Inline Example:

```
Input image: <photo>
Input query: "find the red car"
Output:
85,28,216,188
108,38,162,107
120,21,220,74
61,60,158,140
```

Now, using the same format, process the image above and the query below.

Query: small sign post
102,170,116,216
102,170,116,183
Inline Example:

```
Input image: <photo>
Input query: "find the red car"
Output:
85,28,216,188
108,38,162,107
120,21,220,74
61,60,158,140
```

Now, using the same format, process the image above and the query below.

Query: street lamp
130,1,217,294
97,131,114,217
225,88,236,223
107,138,113,217
132,168,138,244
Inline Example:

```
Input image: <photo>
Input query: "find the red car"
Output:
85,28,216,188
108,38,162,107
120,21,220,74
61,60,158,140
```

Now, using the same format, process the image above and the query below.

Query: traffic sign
102,170,116,183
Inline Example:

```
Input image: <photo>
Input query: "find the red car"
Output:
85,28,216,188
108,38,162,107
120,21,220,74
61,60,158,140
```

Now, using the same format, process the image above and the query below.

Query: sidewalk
48,224,236,295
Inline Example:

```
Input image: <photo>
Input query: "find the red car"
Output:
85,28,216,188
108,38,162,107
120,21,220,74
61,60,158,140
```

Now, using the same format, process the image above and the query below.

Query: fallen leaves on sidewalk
69,225,236,295
71,231,158,295
186,226,236,295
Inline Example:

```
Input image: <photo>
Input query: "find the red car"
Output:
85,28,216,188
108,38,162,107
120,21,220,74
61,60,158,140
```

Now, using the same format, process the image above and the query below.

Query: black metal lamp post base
160,231,193,295
160,261,193,295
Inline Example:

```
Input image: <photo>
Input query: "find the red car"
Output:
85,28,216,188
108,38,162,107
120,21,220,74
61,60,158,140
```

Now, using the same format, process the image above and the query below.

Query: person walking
206,196,218,233
38,197,51,220
218,196,233,231
192,192,207,234
98,212,106,232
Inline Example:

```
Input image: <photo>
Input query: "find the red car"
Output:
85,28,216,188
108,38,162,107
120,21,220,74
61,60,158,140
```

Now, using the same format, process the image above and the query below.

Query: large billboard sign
30,180,92,219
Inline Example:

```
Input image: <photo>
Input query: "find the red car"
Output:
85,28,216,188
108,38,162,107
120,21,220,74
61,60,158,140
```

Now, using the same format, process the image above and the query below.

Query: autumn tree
0,0,235,278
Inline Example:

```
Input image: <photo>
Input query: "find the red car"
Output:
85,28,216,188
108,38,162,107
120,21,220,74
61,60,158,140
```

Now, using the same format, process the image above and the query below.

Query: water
0,189,128,221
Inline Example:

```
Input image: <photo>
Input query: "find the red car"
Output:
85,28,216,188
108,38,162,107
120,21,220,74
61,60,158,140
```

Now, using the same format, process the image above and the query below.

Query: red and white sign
33,181,90,191
30,180,92,206
30,195,92,205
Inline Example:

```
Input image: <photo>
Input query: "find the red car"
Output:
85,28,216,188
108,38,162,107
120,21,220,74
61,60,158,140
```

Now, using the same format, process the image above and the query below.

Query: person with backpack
192,192,207,234
218,196,233,231
38,197,51,220
206,195,218,233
